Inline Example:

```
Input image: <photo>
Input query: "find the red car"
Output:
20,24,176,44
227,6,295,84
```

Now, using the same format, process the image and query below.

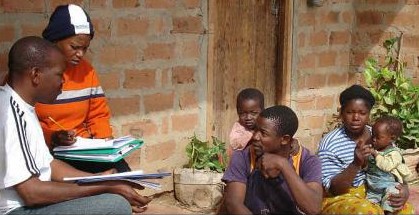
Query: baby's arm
375,151,402,172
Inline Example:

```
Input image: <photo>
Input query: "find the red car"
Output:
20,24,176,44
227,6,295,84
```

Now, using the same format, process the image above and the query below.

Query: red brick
412,76,419,85
299,12,315,26
367,31,392,46
161,68,171,87
179,90,198,110
100,72,120,90
364,0,401,4
316,95,335,110
0,25,15,42
50,0,84,10
306,73,326,89
117,17,149,36
144,0,176,8
146,140,176,162
2,0,44,12
89,0,107,9
403,35,419,49
320,11,340,25
21,23,46,37
150,17,168,35
297,136,316,152
179,39,200,58
112,0,139,8
296,75,306,91
171,113,198,132
182,0,200,9
351,31,366,46
121,119,158,138
348,72,363,85
309,31,328,46
108,96,140,116
172,16,204,34
124,69,156,89
351,52,369,65
336,51,350,66
144,92,174,113
342,10,354,24
384,12,415,26
99,46,137,65
161,117,169,134
294,96,315,111
327,72,348,86
144,43,175,60
329,30,351,45
172,66,195,84
356,11,384,26
402,54,415,68
91,18,112,39
298,54,315,69
124,149,141,169
406,0,419,4
318,51,337,67
304,115,326,129
298,32,305,48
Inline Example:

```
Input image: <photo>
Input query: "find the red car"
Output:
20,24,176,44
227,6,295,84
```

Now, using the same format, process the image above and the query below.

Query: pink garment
229,122,253,151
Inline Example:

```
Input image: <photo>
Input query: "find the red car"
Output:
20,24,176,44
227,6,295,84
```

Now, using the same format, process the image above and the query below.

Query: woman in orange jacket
35,4,130,173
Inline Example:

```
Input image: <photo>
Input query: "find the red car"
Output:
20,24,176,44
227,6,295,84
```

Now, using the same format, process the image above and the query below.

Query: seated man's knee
96,194,131,214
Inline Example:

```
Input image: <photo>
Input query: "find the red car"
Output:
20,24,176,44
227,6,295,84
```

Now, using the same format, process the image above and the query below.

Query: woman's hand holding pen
51,130,77,146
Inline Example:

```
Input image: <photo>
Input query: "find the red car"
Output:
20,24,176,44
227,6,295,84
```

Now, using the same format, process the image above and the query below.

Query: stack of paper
53,136,143,162
63,170,171,190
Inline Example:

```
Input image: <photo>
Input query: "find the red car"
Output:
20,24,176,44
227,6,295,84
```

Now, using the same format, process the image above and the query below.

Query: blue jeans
8,194,131,215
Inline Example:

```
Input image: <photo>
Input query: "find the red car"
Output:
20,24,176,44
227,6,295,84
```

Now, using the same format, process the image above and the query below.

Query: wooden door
207,0,292,143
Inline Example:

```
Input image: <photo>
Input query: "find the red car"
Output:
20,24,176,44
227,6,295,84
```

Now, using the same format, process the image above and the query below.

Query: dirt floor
143,183,419,215
145,191,217,214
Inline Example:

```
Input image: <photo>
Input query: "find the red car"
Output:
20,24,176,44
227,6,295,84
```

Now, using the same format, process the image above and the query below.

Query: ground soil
144,183,419,214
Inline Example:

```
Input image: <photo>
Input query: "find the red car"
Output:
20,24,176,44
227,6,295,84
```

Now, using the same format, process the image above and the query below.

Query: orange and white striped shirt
35,59,112,149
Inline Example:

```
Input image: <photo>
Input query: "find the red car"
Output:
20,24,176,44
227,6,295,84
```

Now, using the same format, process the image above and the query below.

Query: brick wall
293,0,419,152
0,0,207,193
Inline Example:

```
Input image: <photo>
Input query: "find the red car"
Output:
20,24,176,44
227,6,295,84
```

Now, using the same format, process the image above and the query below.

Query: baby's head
236,88,264,130
372,116,403,151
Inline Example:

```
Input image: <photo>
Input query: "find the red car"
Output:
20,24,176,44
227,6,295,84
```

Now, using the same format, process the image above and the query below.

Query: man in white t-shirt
0,36,151,215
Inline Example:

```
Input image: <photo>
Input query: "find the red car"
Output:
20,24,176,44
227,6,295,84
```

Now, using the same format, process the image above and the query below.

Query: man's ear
30,67,41,85
281,134,292,145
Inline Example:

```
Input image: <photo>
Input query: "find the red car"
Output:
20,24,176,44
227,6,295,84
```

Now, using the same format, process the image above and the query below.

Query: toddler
366,116,413,215
228,88,264,158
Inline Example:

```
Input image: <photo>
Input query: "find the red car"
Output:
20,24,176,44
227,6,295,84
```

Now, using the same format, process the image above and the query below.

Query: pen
48,116,66,130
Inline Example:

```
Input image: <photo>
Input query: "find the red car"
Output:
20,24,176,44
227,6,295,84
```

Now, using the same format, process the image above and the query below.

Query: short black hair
339,84,375,110
8,36,59,80
259,105,298,137
375,115,403,138
236,88,264,110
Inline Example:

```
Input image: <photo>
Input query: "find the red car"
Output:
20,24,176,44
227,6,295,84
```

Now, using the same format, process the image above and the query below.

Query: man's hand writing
51,130,76,146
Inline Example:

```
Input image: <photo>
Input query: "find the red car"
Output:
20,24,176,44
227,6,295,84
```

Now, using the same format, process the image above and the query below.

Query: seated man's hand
52,130,76,146
389,183,409,210
258,153,284,179
105,181,152,213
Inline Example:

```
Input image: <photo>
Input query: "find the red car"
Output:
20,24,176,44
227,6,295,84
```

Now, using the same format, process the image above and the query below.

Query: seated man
221,105,322,214
0,36,150,215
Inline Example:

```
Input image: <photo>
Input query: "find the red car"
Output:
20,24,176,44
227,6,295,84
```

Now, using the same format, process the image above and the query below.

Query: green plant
185,134,227,173
364,36,419,149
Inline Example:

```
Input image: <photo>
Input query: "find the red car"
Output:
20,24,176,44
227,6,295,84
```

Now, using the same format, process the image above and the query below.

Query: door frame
206,0,294,139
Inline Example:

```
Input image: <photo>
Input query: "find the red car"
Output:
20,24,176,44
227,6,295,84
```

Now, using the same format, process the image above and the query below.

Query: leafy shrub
364,37,419,149
185,134,227,173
